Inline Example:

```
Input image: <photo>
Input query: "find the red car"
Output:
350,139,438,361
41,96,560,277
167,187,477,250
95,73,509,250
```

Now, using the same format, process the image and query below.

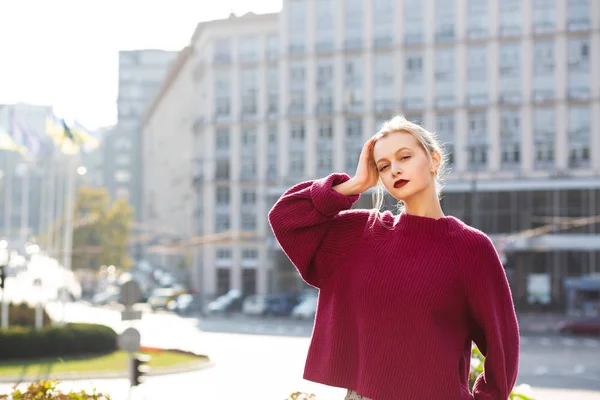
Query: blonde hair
371,115,448,213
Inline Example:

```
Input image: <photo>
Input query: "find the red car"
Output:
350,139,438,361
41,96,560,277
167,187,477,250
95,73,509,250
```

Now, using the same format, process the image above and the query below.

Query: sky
0,0,282,131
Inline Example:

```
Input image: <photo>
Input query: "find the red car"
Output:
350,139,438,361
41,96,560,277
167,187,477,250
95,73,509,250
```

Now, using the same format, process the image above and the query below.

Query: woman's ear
430,150,441,174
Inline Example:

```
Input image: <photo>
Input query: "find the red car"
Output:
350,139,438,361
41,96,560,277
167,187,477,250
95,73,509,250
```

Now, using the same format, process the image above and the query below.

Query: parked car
242,294,269,316
557,318,600,336
291,296,318,320
173,294,204,315
148,287,185,311
264,293,301,316
206,289,244,315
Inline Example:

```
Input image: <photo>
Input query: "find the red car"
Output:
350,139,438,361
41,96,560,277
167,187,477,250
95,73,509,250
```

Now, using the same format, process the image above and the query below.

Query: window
568,37,590,99
266,35,279,60
216,187,230,204
568,105,591,168
213,39,231,63
241,213,257,231
533,0,556,33
288,0,307,54
499,43,521,103
403,0,424,43
242,127,257,147
467,46,488,105
239,37,259,63
240,157,257,180
289,151,305,176
318,121,333,139
567,0,590,31
316,0,334,52
215,128,230,151
242,189,256,205
467,0,488,38
346,118,362,138
215,214,230,232
533,107,555,168
435,49,455,107
500,110,521,167
374,53,394,111
242,249,258,260
436,113,455,165
467,111,488,168
533,40,555,102
267,125,278,179
291,123,305,141
373,0,393,47
216,249,232,260
215,159,230,180
344,0,363,50
435,0,455,41
241,68,257,115
499,0,522,36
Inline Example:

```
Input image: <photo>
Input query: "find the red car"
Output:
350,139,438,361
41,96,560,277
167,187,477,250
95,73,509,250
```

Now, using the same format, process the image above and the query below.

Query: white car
291,296,318,320
242,294,269,316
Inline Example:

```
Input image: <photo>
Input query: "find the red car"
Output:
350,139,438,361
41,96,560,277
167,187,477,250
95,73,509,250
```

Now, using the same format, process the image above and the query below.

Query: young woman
268,116,520,400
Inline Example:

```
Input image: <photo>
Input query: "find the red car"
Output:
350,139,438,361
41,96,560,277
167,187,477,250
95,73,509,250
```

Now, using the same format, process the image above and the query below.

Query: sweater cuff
310,173,360,216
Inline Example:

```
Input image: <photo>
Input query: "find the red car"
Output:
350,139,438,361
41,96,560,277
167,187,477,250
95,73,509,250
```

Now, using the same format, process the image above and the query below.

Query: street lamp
77,166,87,176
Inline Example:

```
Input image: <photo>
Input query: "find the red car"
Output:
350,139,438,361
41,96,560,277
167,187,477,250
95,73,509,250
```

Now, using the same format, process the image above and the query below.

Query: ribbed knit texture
268,173,520,400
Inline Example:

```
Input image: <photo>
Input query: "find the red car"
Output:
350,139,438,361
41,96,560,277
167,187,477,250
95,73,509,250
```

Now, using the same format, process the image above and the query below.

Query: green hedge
0,323,117,361
7,302,52,327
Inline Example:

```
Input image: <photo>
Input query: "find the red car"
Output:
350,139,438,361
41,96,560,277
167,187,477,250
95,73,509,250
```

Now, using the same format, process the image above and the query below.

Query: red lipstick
394,179,409,189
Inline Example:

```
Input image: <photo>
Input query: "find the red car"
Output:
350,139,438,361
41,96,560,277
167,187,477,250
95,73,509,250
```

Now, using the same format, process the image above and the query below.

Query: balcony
435,95,456,108
467,28,488,40
213,113,231,124
288,105,305,117
373,36,393,49
532,22,555,35
498,25,521,38
344,38,362,51
240,110,258,122
567,19,590,32
374,100,395,113
315,103,333,116
344,102,363,115
403,34,423,45
315,41,334,54
213,53,231,65
467,94,489,107
532,90,554,104
567,87,590,101
402,98,424,110
498,92,521,105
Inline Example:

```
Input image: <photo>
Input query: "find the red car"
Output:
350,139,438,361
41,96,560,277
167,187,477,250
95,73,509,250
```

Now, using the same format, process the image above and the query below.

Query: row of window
202,103,593,182
287,0,593,54
210,35,592,117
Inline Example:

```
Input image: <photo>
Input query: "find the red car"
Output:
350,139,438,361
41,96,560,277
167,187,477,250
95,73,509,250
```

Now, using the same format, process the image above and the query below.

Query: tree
71,187,133,271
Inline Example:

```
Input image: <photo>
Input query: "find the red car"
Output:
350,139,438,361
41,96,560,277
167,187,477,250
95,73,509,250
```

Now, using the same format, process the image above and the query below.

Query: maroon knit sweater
268,173,520,400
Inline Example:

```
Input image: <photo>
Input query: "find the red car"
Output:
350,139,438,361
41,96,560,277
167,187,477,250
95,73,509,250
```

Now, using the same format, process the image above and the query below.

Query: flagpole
60,154,77,324
19,161,30,245
53,156,65,259
44,152,56,254
4,167,12,241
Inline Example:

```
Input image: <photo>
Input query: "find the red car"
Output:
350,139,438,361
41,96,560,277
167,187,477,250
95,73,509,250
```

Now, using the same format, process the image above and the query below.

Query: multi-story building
0,103,53,244
141,46,195,270
107,50,178,224
153,1,599,310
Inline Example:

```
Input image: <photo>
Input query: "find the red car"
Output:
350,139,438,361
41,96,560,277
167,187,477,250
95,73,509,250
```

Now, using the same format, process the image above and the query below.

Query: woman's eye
401,156,411,161
379,165,388,172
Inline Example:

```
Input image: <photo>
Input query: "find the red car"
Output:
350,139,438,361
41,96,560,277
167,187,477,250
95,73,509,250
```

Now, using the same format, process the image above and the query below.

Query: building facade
141,46,196,271
161,0,600,309
107,50,178,224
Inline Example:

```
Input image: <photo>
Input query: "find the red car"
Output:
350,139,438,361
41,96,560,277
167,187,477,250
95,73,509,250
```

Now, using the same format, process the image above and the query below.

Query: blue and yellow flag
46,115,99,154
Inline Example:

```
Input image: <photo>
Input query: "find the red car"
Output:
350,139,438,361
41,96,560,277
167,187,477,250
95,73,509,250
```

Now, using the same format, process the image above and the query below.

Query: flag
6,107,44,156
45,114,99,154
0,128,26,154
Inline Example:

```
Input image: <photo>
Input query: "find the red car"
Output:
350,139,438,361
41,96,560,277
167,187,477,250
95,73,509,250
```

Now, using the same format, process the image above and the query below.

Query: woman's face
372,131,438,202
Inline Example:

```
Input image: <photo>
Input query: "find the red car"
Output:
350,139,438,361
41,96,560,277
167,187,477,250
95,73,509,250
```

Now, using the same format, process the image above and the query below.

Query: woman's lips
394,179,409,189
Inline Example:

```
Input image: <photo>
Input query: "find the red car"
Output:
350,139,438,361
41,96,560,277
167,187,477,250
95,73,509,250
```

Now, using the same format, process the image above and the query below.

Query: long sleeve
460,231,520,400
268,173,369,288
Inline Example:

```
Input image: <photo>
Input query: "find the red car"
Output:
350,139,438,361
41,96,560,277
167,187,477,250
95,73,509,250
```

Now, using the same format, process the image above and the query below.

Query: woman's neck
403,191,444,219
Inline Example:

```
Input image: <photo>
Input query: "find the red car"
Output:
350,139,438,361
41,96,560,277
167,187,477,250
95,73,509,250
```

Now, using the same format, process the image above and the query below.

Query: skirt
344,389,371,400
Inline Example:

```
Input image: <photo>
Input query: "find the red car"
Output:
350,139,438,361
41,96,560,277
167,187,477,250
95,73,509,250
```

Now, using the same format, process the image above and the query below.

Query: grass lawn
0,350,207,378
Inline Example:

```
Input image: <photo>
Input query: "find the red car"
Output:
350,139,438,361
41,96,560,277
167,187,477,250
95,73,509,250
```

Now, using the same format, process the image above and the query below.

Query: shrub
7,302,51,327
0,323,117,360
0,380,111,399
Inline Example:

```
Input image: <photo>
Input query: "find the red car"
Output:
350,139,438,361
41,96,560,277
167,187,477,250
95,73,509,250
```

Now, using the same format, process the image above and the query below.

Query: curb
0,354,214,384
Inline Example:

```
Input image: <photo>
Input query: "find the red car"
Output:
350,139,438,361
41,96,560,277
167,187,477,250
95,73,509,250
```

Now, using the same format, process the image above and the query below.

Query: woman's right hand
333,136,379,196
351,136,379,192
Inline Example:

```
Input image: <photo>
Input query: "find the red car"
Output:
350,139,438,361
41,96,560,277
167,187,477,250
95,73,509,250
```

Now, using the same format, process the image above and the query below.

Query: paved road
1,302,598,399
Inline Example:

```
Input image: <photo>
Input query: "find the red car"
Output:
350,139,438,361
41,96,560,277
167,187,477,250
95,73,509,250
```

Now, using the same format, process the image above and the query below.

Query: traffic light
130,353,151,386
0,265,6,290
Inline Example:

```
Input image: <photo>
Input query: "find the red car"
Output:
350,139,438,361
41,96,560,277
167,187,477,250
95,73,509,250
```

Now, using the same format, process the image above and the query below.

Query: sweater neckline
395,211,455,236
